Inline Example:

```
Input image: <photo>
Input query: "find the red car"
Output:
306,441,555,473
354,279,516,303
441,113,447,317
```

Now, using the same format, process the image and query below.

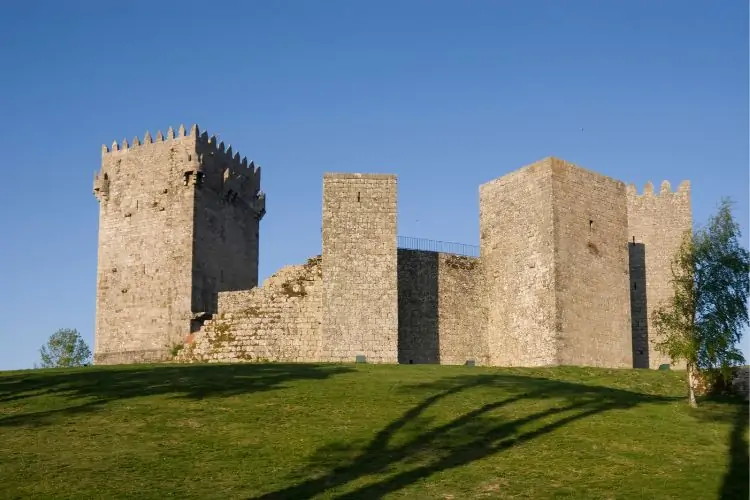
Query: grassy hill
0,363,746,499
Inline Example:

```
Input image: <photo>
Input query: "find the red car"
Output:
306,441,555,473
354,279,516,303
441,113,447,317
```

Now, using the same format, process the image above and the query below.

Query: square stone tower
627,180,692,369
321,173,399,363
479,157,633,368
92,125,266,364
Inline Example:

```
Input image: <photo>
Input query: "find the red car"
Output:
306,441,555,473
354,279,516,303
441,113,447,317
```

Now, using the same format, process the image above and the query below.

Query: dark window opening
633,281,637,290
589,219,594,230
357,191,360,202
632,235,636,245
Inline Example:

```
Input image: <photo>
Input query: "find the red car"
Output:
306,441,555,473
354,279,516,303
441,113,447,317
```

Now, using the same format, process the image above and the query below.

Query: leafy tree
652,198,750,407
38,328,92,368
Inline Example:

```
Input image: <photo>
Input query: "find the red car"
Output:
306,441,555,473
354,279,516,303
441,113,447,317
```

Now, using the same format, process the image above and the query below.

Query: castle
92,124,692,369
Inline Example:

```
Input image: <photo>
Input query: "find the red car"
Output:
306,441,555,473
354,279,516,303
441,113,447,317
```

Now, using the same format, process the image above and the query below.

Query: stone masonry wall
93,128,198,364
191,136,265,315
397,250,488,365
627,181,692,369
479,159,557,367
178,256,323,363
321,173,399,363
550,159,633,368
92,125,265,365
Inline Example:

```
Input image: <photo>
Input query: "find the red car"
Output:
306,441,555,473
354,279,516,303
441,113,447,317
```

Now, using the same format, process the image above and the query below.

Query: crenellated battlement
626,180,690,197
194,130,261,182
102,124,198,155
97,123,264,216
101,124,261,175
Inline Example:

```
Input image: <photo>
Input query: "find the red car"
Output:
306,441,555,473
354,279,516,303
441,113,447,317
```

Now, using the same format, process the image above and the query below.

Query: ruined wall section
178,257,323,363
550,159,632,368
479,159,557,366
322,174,398,363
191,134,266,315
397,250,487,365
627,180,692,369
93,127,198,364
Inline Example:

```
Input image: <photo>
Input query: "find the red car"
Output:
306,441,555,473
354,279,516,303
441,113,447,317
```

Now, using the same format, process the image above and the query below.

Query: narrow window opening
589,219,594,231
632,235,636,245
357,191,360,202
633,282,637,290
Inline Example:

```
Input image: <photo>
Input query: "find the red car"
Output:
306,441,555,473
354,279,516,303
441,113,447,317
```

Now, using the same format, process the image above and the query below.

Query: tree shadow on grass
252,373,686,499
0,363,353,428
694,395,749,500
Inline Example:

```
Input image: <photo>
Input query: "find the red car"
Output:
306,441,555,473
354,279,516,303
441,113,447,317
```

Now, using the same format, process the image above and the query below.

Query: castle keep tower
92,125,266,364
321,173,399,363
479,157,634,368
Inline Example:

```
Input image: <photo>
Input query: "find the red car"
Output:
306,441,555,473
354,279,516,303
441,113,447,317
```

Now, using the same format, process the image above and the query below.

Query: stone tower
627,180,692,369
321,173,399,363
92,125,266,364
479,157,633,368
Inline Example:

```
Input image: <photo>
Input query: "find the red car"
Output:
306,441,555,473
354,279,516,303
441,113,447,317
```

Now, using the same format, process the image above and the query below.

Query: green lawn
0,363,746,499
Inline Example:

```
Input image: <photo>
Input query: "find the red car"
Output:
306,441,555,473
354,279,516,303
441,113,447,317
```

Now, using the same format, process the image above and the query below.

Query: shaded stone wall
479,160,557,366
191,138,265,315
550,159,633,368
627,181,692,369
397,250,487,365
179,257,323,363
321,174,398,363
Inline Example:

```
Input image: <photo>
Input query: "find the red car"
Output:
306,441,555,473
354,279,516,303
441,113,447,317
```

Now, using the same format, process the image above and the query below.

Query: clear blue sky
0,1,747,370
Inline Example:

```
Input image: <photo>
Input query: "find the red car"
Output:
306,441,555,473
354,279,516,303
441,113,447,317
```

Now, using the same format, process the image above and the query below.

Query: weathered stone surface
93,131,692,371
551,159,632,368
397,250,488,365
93,126,264,364
627,179,692,369
178,257,322,363
480,159,557,366
321,174,398,364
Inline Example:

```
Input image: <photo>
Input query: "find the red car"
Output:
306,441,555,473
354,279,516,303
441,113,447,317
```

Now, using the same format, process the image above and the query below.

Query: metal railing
397,236,480,258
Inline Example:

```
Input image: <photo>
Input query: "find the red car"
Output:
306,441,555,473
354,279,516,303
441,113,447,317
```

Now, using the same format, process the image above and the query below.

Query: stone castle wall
627,180,692,369
93,129,198,364
479,160,558,367
92,125,265,364
190,137,264,315
397,250,488,365
550,159,633,368
178,257,323,363
321,174,399,363
92,125,692,371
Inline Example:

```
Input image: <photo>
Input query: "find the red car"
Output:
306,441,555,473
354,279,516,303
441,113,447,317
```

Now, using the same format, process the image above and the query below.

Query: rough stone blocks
321,173,399,363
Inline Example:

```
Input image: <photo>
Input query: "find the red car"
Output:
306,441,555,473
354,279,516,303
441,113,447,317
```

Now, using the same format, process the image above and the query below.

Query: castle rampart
92,125,691,370
397,250,487,365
